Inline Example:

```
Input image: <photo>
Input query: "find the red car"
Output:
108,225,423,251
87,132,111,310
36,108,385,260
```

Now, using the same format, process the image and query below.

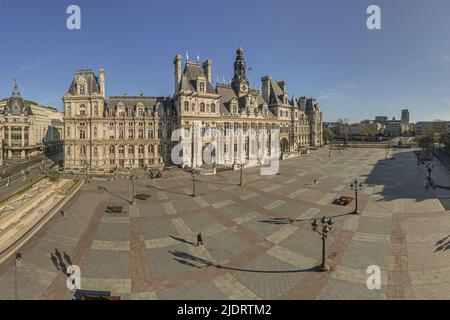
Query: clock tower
231,47,249,97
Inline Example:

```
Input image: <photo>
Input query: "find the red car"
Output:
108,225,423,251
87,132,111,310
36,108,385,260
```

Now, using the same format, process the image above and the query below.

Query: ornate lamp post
129,174,135,204
239,163,244,186
311,216,334,272
191,169,200,197
350,179,363,214
15,253,22,300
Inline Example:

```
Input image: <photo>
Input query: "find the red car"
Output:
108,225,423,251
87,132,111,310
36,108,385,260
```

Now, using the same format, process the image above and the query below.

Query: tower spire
12,77,20,97
231,47,249,97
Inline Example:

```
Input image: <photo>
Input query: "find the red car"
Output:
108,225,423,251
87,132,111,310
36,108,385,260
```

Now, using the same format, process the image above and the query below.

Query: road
0,153,63,201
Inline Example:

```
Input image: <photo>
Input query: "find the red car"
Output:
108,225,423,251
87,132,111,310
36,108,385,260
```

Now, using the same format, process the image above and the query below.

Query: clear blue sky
1,0,450,123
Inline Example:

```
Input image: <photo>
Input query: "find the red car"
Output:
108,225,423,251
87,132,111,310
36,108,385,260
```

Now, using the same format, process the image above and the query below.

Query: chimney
174,54,182,93
278,81,286,93
202,59,212,84
99,68,105,97
261,76,272,103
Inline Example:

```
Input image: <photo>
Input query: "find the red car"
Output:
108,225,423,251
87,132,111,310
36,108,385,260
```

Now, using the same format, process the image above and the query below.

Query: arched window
109,145,115,155
184,101,189,112
211,103,216,113
128,145,134,154
79,84,86,95
128,129,134,139
157,145,162,154
119,145,124,154
80,145,87,155
148,145,155,153
200,103,205,112
199,83,205,92
138,145,144,154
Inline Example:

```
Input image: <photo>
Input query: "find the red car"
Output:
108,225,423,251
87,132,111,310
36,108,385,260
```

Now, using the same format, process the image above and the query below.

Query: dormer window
199,82,205,92
79,84,86,95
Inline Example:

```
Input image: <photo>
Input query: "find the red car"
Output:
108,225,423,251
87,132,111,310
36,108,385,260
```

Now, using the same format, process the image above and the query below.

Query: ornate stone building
63,48,323,172
0,80,64,161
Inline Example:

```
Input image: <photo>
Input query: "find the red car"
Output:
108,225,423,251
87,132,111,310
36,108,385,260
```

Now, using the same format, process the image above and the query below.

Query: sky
1,0,450,123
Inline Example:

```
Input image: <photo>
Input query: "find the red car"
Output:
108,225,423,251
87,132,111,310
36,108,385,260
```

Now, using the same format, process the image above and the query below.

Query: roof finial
197,51,200,62
186,50,190,61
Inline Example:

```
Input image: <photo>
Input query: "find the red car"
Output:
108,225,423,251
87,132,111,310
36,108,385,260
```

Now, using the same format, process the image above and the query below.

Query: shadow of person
50,253,60,270
54,248,63,262
63,251,72,265
170,235,197,246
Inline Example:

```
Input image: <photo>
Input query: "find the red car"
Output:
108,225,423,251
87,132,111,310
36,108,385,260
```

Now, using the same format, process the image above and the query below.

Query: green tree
323,128,335,145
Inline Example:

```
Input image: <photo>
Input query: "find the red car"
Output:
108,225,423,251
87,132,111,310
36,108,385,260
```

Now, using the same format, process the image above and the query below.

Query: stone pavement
0,147,449,300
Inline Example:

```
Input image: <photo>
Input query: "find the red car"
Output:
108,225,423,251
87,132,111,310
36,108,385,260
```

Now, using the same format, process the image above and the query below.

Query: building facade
63,49,323,172
0,81,64,161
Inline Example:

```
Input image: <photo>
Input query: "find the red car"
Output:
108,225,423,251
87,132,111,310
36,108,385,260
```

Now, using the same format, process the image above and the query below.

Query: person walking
196,233,204,246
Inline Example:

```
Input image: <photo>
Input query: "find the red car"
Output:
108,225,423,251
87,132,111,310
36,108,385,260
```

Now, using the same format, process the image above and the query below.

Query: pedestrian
61,210,65,217
196,233,204,246
313,179,317,185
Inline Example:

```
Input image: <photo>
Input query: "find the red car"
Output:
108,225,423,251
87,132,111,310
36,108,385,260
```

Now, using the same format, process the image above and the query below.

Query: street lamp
350,179,363,214
191,169,200,197
239,163,244,186
129,174,136,204
425,163,434,188
311,216,334,272
15,253,22,300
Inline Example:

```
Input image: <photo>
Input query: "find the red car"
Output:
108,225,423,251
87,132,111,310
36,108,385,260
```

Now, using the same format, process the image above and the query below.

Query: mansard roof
67,69,101,95
216,83,274,117
106,96,176,116
179,61,216,94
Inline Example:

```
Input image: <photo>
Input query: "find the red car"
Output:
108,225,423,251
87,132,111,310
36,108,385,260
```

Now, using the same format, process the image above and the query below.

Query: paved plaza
0,147,449,300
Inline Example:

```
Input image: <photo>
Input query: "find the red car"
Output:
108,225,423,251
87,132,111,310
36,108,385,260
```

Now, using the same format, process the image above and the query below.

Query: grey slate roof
215,84,274,117
106,96,175,117
179,61,216,94
67,69,100,95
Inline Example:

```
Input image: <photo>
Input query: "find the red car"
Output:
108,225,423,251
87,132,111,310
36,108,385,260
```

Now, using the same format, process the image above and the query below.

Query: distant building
384,117,409,137
375,116,388,124
415,121,449,135
401,109,410,124
0,80,64,160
